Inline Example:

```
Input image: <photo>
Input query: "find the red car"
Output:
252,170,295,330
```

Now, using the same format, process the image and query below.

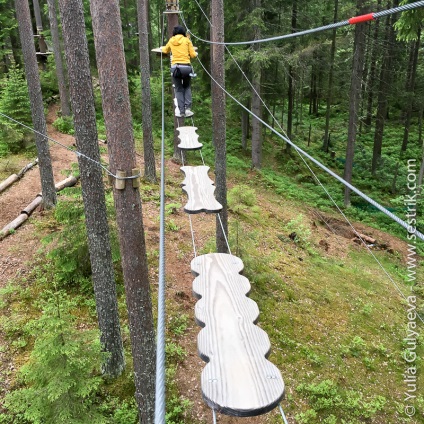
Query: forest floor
0,105,422,423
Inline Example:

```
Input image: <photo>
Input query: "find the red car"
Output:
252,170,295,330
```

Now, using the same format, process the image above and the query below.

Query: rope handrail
154,12,167,423
184,1,424,46
0,111,140,180
194,56,424,243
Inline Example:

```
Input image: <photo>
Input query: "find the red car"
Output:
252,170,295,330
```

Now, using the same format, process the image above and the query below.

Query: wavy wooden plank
180,166,222,214
177,126,203,150
191,253,285,417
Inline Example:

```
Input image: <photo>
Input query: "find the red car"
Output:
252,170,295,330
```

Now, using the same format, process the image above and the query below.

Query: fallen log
22,195,43,216
0,158,39,194
1,175,79,241
0,174,19,193
0,214,28,239
17,158,38,178
353,232,376,244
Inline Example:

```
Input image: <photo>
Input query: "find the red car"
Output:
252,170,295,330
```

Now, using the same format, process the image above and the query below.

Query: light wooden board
180,166,222,214
177,126,203,150
191,253,285,417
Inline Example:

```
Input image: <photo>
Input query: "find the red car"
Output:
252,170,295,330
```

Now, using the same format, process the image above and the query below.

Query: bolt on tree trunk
58,0,125,379
90,0,156,421
15,0,57,209
137,0,157,182
46,0,71,117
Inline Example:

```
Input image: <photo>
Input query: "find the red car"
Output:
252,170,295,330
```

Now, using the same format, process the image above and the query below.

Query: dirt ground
0,105,414,423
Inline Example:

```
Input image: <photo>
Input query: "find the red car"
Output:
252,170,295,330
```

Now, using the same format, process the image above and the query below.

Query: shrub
3,293,104,424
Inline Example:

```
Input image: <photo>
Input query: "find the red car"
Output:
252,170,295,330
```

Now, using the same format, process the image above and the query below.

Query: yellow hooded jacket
162,34,197,65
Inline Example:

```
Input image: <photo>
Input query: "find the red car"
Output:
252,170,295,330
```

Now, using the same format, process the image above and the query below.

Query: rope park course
0,0,423,422
154,1,424,423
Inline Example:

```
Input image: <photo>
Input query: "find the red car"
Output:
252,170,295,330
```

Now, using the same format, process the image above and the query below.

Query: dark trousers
172,74,192,114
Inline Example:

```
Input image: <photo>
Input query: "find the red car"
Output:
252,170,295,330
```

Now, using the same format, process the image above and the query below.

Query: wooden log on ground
1,175,79,240
0,214,28,240
17,158,38,178
21,195,42,216
55,175,79,191
0,174,19,193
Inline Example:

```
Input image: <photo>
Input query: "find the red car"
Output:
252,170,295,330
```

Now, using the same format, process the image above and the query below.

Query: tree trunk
401,28,420,152
211,0,228,253
165,10,182,161
250,0,262,169
46,0,71,117
365,0,381,128
32,0,43,33
90,0,156,422
58,0,125,379
323,0,338,151
241,104,249,151
251,69,262,168
15,0,57,209
372,2,398,174
285,0,297,152
343,0,367,206
137,0,156,182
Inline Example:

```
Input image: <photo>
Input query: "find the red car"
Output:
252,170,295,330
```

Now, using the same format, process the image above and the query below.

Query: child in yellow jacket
162,26,198,118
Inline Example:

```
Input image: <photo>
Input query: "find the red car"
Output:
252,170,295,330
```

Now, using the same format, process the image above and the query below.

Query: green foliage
43,187,120,292
3,292,104,424
285,214,313,251
296,379,387,422
53,116,75,135
112,399,138,424
169,314,189,336
0,64,33,155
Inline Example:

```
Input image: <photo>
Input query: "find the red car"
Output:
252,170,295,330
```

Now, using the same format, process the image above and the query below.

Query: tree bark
251,0,262,169
15,0,57,209
137,0,156,182
323,0,338,152
46,0,71,117
343,0,366,206
90,0,156,422
211,0,228,253
372,2,398,174
285,0,297,152
58,0,125,379
365,0,381,128
401,28,420,152
32,0,43,33
241,104,249,151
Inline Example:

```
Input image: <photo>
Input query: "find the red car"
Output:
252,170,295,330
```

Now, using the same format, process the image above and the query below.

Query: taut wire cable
154,11,167,424
194,56,424,242
184,1,424,46
279,404,290,424
0,111,140,180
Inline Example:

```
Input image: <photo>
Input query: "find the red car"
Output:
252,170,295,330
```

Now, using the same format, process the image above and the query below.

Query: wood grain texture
177,126,203,150
191,253,285,417
180,166,222,214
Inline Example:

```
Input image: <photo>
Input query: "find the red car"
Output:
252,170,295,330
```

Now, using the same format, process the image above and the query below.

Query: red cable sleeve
349,13,375,24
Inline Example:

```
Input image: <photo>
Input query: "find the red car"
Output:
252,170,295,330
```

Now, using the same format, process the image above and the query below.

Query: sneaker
185,109,194,117
175,109,184,118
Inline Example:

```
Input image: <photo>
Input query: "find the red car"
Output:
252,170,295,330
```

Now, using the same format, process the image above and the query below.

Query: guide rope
0,111,140,180
154,12,167,424
195,56,424,242
184,1,424,46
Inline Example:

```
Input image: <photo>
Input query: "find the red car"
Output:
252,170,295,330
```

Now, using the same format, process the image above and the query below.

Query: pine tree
4,293,105,424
